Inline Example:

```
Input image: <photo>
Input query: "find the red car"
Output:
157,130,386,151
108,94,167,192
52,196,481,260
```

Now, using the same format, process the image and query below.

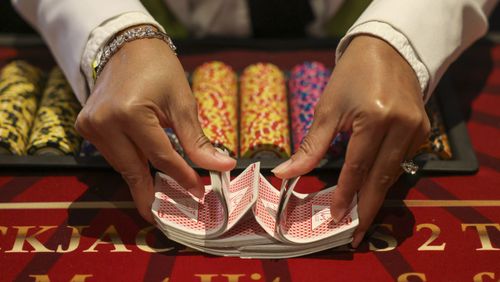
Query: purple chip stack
289,61,331,153
289,61,351,159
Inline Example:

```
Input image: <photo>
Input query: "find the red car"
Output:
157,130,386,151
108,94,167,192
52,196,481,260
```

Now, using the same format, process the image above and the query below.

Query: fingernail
331,206,347,224
330,192,347,223
214,150,233,161
271,159,293,175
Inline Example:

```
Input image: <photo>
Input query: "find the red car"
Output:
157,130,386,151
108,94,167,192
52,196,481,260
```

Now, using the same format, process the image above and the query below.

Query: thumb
187,131,237,172
272,113,338,179
174,108,236,172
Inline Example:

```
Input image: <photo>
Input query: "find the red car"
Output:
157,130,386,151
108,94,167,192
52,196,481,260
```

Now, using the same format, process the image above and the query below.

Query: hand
273,35,430,247
75,35,236,223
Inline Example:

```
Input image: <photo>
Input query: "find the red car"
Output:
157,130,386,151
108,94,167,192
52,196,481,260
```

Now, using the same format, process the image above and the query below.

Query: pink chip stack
288,61,331,153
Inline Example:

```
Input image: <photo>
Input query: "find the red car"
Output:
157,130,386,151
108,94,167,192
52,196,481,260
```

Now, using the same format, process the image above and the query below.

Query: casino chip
0,61,44,155
27,67,82,156
192,61,238,156
288,61,331,153
416,97,452,160
289,61,350,159
239,63,291,158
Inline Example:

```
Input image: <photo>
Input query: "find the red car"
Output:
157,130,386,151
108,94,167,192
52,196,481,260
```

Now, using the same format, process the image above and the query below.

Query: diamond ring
401,160,419,175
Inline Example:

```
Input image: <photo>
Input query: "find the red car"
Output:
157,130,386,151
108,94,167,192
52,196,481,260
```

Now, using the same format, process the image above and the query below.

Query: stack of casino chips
288,61,331,152
27,67,82,155
239,63,291,158
0,61,44,155
416,97,452,160
192,61,238,156
288,61,350,159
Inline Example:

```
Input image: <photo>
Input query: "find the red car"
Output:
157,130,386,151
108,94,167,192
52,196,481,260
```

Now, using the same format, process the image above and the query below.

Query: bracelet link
93,26,177,80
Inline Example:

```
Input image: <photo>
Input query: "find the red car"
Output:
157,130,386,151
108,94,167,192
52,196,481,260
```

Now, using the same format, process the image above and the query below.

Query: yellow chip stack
193,61,238,156
0,61,44,155
27,67,82,156
239,63,291,158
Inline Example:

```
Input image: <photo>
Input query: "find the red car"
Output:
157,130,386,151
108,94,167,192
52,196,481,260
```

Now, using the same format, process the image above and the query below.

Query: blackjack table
0,38,499,282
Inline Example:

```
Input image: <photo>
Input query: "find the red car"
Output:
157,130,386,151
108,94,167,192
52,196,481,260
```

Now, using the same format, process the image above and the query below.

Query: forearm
337,0,498,101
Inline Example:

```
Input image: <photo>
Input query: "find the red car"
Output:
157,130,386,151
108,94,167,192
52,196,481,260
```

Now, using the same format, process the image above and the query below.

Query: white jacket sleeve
11,0,157,105
337,0,498,101
337,21,430,96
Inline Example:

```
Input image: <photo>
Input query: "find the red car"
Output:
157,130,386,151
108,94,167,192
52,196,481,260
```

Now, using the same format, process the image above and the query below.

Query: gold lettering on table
56,226,89,253
221,274,246,282
416,223,446,251
0,226,7,251
368,224,397,252
194,274,259,282
194,274,219,282
28,274,93,282
250,273,262,280
83,225,131,253
29,275,50,282
136,226,173,253
6,226,57,253
397,272,427,282
473,272,496,282
461,223,500,251
69,275,93,282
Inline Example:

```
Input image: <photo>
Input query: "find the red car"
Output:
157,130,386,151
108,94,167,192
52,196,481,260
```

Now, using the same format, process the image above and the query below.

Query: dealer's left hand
273,35,430,248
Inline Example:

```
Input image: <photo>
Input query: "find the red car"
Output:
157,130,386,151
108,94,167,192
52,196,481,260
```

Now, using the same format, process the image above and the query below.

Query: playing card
152,173,225,237
275,177,300,234
204,215,276,247
252,174,281,236
278,186,358,244
151,161,359,258
224,162,260,229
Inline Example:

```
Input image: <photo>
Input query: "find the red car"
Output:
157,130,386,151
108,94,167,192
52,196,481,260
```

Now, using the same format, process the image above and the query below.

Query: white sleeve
336,22,430,97
336,0,498,101
11,0,160,105
81,12,165,101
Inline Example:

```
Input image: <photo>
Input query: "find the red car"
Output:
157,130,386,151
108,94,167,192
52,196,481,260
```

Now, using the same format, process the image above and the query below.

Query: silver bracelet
92,25,177,79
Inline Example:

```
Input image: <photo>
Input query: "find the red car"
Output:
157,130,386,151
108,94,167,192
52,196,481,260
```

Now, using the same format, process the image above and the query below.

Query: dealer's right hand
75,35,236,223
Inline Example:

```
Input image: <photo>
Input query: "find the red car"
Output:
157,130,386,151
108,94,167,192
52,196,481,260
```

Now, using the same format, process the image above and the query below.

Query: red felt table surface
0,41,499,282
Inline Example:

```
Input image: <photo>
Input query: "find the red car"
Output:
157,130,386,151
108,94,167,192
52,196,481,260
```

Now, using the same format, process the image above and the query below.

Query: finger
85,131,156,223
351,121,420,248
330,121,388,222
272,110,338,179
405,118,431,161
124,115,206,199
170,98,236,172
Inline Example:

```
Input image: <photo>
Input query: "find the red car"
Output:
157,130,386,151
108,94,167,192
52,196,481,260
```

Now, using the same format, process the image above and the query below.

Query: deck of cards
152,162,358,258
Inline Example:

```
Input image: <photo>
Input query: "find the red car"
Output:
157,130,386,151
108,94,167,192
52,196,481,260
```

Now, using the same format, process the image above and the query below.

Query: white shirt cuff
336,21,431,100
81,12,165,102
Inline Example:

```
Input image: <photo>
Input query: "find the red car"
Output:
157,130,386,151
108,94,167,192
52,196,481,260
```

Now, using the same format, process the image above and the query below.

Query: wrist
337,22,430,97
349,35,407,63
92,25,176,80
350,34,421,88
